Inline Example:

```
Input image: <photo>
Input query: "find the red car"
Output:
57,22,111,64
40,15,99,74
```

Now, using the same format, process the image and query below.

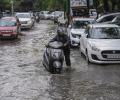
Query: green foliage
0,0,120,12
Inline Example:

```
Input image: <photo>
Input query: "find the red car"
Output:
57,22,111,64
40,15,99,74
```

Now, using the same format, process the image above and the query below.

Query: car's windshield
16,14,31,18
90,27,120,39
0,20,16,27
72,20,95,29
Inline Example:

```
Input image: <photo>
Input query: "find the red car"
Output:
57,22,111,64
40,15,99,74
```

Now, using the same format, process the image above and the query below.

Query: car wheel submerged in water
86,50,90,64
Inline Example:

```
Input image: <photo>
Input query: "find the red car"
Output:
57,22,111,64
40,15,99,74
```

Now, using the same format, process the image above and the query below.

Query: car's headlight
28,20,32,24
91,45,100,52
71,33,76,38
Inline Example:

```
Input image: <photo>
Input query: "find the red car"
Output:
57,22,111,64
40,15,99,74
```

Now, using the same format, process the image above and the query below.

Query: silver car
80,23,120,64
16,13,34,29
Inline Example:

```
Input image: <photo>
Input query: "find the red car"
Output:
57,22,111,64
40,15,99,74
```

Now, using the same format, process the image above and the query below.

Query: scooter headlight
52,53,60,59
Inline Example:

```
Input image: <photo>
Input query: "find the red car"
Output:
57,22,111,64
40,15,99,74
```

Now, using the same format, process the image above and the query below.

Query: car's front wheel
86,50,90,64
79,44,82,56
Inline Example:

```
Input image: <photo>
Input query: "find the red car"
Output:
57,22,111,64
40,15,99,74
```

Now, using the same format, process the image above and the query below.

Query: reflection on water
48,74,72,100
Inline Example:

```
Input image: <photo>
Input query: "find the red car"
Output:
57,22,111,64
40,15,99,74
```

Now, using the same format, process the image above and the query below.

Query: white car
45,12,55,20
16,13,34,29
39,11,49,19
57,12,68,25
54,11,65,23
96,12,120,23
80,23,120,64
67,18,96,47
48,12,55,20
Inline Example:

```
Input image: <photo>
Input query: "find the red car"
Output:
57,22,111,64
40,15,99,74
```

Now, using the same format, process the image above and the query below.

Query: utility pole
11,0,14,16
87,0,90,17
67,0,70,26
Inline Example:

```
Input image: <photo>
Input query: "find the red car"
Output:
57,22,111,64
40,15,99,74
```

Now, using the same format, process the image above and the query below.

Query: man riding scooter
50,26,71,69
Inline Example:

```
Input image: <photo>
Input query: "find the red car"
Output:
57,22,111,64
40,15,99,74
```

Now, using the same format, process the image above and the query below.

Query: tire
14,34,18,39
49,66,54,74
79,44,82,57
54,68,62,74
86,50,90,64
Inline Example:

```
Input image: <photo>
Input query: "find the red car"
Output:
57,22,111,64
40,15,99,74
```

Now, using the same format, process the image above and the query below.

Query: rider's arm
49,35,57,42
64,35,70,46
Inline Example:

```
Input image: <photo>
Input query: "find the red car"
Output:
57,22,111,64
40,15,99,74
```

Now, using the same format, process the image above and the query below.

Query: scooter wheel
54,68,61,74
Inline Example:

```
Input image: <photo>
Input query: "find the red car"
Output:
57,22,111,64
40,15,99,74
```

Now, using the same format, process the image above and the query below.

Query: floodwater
0,20,120,100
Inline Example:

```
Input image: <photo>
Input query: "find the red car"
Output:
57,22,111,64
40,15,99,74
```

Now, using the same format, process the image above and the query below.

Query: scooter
43,41,64,74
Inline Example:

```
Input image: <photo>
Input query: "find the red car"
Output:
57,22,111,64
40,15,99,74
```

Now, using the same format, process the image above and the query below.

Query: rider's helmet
57,26,65,37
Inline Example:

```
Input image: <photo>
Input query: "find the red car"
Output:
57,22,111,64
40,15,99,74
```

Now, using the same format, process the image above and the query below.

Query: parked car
43,11,55,20
54,11,65,23
0,11,11,18
48,12,55,20
96,12,120,23
80,23,120,64
57,12,68,25
54,11,64,19
0,17,21,39
39,11,49,19
2,12,11,17
15,12,34,29
67,18,96,47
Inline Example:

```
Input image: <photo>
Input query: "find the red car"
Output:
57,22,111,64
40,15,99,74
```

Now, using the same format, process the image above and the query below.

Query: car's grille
102,50,120,59
102,50,120,54
20,21,27,24
72,34,81,38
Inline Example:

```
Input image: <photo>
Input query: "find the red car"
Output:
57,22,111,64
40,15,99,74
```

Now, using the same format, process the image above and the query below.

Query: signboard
70,0,87,7
70,0,93,7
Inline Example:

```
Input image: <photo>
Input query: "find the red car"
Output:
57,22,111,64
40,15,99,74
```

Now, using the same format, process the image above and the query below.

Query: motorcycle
43,41,64,74
36,15,40,23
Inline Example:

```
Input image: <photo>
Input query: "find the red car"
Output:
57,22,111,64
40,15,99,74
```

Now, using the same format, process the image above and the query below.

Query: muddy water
0,20,120,100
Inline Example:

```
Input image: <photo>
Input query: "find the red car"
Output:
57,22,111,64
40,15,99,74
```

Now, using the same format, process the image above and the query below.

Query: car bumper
70,36,80,46
21,24,32,29
0,34,18,38
88,50,120,64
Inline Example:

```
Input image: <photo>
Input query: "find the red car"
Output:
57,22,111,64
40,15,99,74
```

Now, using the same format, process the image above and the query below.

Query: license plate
2,34,11,36
107,55,120,59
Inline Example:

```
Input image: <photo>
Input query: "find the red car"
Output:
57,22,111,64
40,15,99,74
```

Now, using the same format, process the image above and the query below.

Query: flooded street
0,20,120,100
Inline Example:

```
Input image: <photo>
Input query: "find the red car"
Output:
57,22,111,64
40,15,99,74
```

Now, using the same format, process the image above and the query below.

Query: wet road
0,20,120,100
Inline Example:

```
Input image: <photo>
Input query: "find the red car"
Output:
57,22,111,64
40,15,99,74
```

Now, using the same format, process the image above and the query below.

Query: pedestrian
50,25,71,69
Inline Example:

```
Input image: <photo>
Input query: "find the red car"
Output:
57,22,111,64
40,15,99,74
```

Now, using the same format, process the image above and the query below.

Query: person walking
50,26,71,69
